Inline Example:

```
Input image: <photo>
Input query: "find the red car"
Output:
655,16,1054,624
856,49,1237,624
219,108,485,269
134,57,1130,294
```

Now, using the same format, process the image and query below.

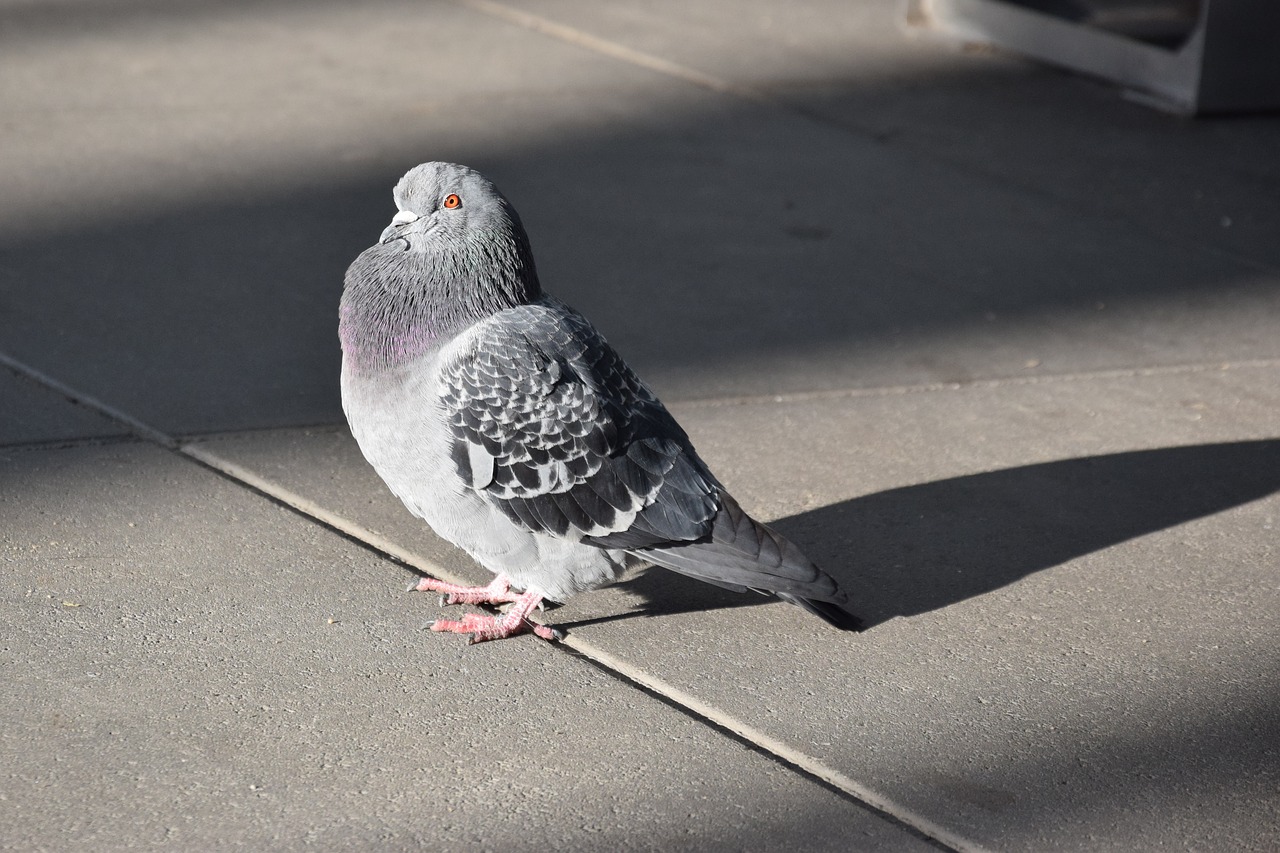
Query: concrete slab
504,0,1280,270
4,2,1278,847
0,367,128,447
0,441,930,851
199,363,1280,849
0,0,670,436
1,1,1276,436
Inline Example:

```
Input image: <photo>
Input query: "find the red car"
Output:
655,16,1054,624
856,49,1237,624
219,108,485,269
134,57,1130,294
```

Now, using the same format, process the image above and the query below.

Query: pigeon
339,162,861,642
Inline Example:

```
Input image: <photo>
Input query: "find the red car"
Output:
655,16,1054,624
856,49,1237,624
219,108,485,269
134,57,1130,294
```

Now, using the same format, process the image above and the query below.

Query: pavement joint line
121,357,1280,449
458,0,768,104
178,443,474,588
182,442,978,852
0,351,176,449
0,348,465,581
461,0,893,148
674,358,1280,410
457,0,1280,278
180,442,973,853
558,636,980,853
180,443,976,852
0,434,142,453
3,347,978,852
181,446,974,852
174,423,346,444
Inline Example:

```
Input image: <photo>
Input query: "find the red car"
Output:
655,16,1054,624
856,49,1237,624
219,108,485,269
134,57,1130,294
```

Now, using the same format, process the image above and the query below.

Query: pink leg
407,573,523,606
428,588,561,644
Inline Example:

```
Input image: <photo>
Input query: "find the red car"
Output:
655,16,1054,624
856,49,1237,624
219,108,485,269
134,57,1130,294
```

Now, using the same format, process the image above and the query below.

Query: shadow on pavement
3,0,1279,437
566,439,1280,629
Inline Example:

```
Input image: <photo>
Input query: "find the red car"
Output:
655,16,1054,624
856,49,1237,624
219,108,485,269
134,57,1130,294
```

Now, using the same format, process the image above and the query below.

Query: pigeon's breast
341,351,467,522
340,335,535,564
340,318,633,600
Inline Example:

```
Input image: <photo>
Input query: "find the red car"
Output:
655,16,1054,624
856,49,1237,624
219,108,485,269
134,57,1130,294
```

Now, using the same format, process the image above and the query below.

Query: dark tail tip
778,593,865,632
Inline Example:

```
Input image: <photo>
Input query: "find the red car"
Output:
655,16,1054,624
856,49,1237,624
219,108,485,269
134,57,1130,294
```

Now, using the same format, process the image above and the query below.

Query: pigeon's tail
775,593,865,632
632,493,863,632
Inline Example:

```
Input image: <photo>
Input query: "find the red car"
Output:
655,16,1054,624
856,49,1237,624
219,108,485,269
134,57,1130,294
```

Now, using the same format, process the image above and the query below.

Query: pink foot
408,573,523,606
413,580,562,644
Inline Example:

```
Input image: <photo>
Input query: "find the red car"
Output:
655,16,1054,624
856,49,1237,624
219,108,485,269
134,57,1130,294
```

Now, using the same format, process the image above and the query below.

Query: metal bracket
905,0,1280,114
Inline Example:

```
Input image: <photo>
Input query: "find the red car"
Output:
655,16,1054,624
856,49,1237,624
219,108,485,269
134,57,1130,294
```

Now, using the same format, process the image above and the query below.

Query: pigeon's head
341,163,542,370
381,162,534,263
373,161,541,306
381,163,504,243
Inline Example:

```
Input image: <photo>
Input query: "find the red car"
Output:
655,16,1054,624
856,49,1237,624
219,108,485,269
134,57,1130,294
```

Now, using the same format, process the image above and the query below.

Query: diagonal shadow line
560,439,1280,630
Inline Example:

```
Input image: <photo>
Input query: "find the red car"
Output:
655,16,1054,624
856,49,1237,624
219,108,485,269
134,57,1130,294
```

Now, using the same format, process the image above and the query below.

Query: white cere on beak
391,209,420,225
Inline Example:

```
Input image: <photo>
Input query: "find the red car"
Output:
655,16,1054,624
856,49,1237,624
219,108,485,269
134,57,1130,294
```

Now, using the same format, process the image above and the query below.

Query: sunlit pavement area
2,2,1278,850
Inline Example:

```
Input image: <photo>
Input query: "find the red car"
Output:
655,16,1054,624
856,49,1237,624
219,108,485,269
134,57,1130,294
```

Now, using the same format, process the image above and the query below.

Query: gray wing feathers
440,301,719,544
439,301,861,630
636,493,848,604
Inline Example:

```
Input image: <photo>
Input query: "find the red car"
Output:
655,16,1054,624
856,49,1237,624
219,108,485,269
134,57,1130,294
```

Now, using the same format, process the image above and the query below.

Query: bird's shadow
558,439,1280,630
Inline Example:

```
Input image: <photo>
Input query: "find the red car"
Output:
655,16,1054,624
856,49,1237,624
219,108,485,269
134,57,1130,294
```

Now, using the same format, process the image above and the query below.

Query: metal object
905,0,1280,114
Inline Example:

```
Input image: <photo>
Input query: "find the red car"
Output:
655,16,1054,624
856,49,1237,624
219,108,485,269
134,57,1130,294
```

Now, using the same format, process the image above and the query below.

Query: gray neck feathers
340,227,541,372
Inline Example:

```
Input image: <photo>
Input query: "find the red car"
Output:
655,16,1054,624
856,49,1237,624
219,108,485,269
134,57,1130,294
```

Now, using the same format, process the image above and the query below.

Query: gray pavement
2,1,1278,850
4,442,923,852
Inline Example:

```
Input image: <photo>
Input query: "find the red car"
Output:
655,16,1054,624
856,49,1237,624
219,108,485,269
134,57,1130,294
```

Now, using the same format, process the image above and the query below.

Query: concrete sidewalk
2,1,1278,850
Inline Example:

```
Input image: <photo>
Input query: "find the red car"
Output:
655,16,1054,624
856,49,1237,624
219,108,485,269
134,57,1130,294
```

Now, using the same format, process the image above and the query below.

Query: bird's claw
408,574,522,606
522,621,563,642
412,578,555,643
427,611,561,644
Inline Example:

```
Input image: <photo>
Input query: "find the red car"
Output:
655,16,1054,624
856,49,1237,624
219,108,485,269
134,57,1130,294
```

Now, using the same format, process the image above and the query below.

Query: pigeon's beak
379,209,421,244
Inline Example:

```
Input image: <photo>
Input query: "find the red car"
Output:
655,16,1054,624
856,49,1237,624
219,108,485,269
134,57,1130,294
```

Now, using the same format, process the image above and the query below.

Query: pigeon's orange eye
443,194,462,209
